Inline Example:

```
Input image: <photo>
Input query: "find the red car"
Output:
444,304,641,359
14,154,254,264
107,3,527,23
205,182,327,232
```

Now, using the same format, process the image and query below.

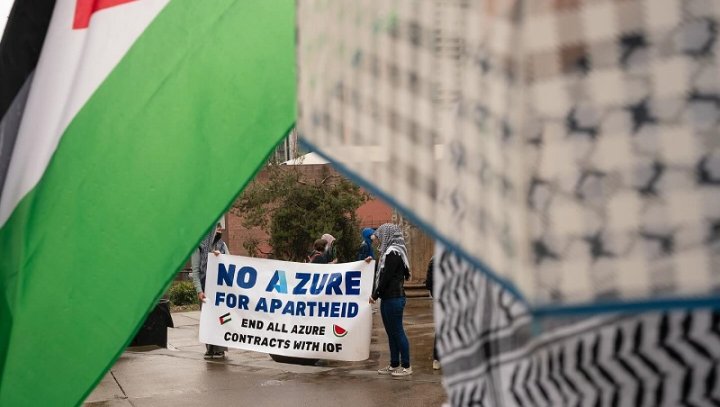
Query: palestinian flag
0,1,295,405
219,312,231,325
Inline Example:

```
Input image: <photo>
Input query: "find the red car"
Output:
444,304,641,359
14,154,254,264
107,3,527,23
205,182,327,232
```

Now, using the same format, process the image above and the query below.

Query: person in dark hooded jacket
308,239,329,263
357,227,376,261
426,256,440,369
191,223,229,359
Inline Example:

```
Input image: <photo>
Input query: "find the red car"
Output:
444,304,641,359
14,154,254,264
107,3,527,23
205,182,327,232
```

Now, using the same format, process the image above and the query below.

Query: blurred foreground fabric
297,0,720,311
435,244,720,406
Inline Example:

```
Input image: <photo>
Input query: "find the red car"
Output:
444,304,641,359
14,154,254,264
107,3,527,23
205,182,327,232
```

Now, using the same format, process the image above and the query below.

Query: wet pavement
84,298,447,407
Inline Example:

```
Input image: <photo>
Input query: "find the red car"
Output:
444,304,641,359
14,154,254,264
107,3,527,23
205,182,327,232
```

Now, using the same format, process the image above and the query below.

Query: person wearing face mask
191,222,230,359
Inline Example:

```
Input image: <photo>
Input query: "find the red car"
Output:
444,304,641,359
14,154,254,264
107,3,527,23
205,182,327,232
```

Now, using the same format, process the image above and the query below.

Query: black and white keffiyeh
435,244,720,407
197,227,228,289
298,0,720,309
197,230,213,282
298,1,720,404
374,223,410,283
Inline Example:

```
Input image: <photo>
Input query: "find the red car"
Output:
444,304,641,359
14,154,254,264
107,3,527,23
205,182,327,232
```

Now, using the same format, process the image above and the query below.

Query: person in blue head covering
356,227,376,261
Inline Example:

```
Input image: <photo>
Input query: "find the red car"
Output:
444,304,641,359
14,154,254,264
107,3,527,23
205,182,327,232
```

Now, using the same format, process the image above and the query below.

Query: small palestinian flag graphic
332,324,348,338
219,313,232,325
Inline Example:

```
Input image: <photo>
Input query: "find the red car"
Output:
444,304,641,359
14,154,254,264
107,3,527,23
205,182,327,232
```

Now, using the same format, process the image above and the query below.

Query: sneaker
391,367,413,377
377,365,400,375
433,360,441,370
213,351,226,359
203,351,213,360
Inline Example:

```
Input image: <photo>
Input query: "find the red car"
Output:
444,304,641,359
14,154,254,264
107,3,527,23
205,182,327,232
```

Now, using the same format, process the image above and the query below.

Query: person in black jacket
308,239,329,263
425,257,440,370
366,223,412,377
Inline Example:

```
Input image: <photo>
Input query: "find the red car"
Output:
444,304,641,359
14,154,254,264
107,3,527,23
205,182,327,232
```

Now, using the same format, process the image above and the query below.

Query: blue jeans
380,297,410,368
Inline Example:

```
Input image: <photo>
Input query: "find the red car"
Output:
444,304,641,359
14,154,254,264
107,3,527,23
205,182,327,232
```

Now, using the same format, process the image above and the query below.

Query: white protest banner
199,254,375,361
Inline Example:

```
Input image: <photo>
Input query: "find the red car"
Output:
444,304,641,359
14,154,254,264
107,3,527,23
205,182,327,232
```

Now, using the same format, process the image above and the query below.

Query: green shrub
168,281,198,306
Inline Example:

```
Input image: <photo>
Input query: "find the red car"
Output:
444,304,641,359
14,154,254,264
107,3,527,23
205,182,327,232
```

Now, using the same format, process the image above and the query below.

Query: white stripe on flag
0,0,168,226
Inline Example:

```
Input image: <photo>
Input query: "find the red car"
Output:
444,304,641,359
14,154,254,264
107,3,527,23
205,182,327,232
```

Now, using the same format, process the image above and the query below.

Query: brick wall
357,198,393,229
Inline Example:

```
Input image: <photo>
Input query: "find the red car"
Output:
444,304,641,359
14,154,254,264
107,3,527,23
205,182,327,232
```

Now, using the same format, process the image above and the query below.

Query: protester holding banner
191,223,229,359
369,223,412,377
356,228,375,261
361,229,380,314
320,233,338,263
308,239,329,263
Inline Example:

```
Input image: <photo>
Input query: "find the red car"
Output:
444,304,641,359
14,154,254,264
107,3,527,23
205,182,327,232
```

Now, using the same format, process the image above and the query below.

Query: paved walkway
84,298,447,406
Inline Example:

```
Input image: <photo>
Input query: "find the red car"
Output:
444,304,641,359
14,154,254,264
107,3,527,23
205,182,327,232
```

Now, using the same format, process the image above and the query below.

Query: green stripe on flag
0,1,295,405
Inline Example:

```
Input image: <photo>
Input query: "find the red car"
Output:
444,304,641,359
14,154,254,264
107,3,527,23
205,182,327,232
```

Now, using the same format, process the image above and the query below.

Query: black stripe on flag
0,0,56,195
0,0,56,382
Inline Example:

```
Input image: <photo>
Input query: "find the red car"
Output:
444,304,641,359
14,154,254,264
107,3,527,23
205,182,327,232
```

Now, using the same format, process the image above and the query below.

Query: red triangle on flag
73,0,136,29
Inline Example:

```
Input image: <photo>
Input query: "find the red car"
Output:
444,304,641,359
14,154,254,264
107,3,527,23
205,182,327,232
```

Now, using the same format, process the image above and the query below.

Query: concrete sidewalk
84,298,447,407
